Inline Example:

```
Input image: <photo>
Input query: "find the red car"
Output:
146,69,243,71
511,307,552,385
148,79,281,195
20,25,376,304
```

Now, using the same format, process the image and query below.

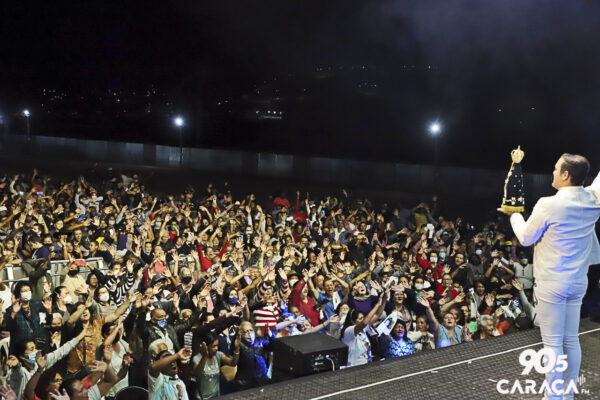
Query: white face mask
414,283,424,290
475,249,483,255
430,256,438,263
21,291,32,302
64,295,73,304
289,279,298,287
439,252,446,259
520,259,528,265
99,293,110,303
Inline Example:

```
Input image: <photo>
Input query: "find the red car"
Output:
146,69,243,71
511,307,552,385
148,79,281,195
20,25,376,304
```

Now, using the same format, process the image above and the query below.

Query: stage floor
221,318,600,400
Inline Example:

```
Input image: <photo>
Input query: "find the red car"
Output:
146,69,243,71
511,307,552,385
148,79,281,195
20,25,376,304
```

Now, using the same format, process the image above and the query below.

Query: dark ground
222,319,600,400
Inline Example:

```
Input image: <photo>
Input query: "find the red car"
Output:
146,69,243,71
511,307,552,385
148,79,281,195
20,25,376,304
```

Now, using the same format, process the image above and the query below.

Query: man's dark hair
60,377,79,397
13,281,31,297
560,153,590,186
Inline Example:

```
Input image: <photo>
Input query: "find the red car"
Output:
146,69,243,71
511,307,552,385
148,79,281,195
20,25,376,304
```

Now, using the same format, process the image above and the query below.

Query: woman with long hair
340,292,387,367
381,320,415,359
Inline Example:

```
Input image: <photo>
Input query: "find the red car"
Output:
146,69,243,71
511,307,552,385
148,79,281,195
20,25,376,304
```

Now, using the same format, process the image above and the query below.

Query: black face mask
68,268,80,276
49,326,62,333
182,276,192,284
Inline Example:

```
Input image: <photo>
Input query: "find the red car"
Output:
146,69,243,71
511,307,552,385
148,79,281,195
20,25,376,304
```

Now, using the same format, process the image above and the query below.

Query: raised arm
418,295,439,332
353,291,386,335
104,293,134,324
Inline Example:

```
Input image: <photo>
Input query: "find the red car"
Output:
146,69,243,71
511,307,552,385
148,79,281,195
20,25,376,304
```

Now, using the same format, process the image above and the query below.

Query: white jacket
510,174,600,283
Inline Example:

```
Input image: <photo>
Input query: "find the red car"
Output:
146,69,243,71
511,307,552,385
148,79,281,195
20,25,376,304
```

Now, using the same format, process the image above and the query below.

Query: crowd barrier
0,254,197,291
0,257,105,289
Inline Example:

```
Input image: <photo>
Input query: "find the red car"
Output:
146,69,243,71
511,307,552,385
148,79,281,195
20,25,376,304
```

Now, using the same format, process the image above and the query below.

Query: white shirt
148,372,189,400
510,179,600,283
513,261,534,289
342,326,370,367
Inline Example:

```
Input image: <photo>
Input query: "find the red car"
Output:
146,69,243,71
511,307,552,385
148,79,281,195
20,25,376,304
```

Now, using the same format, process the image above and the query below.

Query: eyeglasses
53,377,63,383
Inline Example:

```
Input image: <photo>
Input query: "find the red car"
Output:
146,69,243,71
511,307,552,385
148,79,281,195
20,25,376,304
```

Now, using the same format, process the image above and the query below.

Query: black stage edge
221,319,600,400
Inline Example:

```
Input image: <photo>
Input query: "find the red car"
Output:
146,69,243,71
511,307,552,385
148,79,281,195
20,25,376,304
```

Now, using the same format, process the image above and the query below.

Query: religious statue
501,146,525,213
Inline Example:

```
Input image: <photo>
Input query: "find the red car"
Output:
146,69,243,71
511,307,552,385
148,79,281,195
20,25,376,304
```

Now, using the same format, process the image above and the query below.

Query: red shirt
197,241,229,272
290,279,320,326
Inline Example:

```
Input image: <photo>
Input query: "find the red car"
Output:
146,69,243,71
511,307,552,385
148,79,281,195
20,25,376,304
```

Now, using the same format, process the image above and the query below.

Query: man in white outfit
498,153,600,400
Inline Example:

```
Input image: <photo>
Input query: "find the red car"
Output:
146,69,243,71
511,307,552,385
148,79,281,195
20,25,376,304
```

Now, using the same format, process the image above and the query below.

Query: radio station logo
495,349,588,396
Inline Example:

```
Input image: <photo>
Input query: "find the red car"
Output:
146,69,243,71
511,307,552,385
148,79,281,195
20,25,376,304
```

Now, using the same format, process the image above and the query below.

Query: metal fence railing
0,257,106,289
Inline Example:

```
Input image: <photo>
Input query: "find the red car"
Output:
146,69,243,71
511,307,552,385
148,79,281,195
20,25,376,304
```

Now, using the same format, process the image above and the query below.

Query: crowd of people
0,168,538,400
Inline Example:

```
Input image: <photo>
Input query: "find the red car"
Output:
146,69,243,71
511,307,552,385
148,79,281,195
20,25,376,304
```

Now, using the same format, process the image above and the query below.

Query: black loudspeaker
272,333,348,382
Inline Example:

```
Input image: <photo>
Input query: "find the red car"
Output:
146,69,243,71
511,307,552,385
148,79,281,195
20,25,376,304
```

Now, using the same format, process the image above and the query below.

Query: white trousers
534,279,588,400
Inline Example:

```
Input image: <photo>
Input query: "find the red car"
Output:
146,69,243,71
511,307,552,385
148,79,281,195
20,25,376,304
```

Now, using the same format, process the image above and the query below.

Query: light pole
23,109,31,142
428,121,442,183
174,116,184,166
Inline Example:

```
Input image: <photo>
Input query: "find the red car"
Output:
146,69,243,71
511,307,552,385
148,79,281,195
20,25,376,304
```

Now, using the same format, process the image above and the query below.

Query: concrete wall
0,133,553,200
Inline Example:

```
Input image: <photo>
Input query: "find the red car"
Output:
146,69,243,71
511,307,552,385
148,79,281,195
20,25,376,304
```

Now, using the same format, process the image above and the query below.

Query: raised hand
511,279,524,292
12,298,21,314
126,259,134,274
233,327,242,349
177,347,192,364
418,295,431,308
0,385,18,400
90,360,108,373
234,237,243,249
485,293,496,307
277,268,288,281
42,296,52,313
369,280,382,292
7,355,20,368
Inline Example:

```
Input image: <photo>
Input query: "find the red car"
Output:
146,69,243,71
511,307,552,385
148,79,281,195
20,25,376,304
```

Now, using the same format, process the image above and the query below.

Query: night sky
2,1,600,172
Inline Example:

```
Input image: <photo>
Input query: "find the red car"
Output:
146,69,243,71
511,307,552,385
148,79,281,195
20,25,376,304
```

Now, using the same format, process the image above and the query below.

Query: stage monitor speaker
272,333,348,382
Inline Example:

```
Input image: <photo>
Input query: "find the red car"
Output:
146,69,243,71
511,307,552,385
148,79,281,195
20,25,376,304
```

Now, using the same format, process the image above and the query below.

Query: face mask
182,276,192,284
228,296,239,305
430,256,438,263
157,319,168,329
21,291,32,302
99,293,110,303
520,259,528,265
242,332,255,343
155,222,162,227
68,268,80,276
289,279,298,287
310,243,316,248
439,252,446,259
26,350,38,364
414,283,424,290
64,294,73,304
49,326,61,333
109,220,115,225
475,249,483,256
